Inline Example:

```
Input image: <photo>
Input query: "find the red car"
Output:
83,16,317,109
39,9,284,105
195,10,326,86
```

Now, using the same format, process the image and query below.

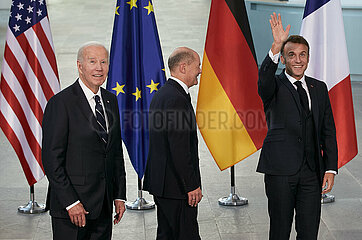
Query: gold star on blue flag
106,0,166,178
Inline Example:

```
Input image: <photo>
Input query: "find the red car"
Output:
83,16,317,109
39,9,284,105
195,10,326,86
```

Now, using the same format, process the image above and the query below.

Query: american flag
0,0,60,186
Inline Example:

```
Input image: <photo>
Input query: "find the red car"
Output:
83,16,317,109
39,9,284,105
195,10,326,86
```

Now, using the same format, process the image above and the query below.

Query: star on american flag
9,0,47,37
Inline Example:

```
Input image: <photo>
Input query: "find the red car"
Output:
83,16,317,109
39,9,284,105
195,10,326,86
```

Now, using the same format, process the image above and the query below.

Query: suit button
298,137,302,142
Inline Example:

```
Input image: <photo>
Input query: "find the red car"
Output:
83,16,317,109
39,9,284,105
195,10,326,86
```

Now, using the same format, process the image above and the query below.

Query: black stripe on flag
225,0,257,64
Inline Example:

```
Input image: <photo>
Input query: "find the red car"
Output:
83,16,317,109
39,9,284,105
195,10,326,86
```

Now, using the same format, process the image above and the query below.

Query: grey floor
1,0,362,239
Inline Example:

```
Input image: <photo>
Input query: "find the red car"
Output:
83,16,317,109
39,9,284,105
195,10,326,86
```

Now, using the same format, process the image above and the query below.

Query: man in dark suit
143,47,202,240
42,42,126,240
257,13,338,240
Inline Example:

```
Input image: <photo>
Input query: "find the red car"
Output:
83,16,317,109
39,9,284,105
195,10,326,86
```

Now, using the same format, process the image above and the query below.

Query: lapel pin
310,84,314,88
106,100,110,103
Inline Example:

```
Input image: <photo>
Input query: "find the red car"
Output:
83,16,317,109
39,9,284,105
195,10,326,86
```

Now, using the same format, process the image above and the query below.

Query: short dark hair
281,35,309,57
168,50,195,72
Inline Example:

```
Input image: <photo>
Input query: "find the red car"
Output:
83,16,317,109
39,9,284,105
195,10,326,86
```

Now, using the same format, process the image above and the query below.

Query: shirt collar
78,78,102,101
284,71,306,87
169,76,189,94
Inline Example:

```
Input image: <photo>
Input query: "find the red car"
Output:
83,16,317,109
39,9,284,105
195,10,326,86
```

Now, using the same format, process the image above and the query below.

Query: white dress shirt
78,79,109,132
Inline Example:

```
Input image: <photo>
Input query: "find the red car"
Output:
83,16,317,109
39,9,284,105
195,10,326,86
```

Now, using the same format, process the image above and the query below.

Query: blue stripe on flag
303,0,331,19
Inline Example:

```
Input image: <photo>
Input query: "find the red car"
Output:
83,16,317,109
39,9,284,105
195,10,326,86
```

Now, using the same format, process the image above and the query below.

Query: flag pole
218,165,248,206
18,185,46,214
126,177,155,210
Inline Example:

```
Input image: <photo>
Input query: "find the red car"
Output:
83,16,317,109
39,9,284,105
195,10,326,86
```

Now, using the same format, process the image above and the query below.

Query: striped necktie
94,95,108,144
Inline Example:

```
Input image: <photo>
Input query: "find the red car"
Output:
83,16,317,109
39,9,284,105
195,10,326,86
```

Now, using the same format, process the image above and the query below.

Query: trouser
265,162,321,240
51,196,112,240
154,196,201,240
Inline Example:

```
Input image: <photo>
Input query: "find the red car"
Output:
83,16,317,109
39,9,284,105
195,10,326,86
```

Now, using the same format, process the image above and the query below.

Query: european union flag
107,0,166,178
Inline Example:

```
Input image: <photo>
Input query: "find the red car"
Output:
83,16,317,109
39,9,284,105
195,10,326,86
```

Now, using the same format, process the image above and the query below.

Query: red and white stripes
0,17,60,185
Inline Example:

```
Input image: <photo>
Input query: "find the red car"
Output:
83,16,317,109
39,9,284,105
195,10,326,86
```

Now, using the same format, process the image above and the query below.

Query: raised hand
269,12,291,54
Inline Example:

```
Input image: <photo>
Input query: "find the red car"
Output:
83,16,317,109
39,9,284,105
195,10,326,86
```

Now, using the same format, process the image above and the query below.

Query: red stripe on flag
0,76,42,166
16,33,54,100
328,75,358,168
4,45,43,125
32,23,59,79
0,112,37,186
205,0,266,147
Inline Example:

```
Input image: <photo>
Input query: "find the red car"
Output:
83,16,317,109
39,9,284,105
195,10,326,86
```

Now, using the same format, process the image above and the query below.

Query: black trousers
154,196,201,240
51,196,112,240
265,162,321,240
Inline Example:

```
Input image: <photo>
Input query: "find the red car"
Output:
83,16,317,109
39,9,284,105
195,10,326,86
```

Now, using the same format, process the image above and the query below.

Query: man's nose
295,55,302,63
95,61,103,70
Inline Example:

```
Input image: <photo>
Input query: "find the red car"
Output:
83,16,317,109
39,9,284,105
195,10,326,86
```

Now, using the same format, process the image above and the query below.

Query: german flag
196,0,267,170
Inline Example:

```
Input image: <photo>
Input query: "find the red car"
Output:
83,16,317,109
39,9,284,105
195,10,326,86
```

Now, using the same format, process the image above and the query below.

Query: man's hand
187,187,202,207
322,172,335,194
270,12,291,55
113,200,125,225
67,202,89,227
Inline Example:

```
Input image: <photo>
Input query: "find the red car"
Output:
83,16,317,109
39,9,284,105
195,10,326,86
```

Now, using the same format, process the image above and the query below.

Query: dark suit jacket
257,55,338,176
143,79,201,199
42,80,126,219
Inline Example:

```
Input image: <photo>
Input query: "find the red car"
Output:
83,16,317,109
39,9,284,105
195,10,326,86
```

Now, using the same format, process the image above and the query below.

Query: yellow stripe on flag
196,53,257,170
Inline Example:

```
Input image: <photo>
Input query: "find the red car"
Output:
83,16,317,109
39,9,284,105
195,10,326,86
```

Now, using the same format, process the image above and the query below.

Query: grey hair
77,41,109,62
168,47,196,72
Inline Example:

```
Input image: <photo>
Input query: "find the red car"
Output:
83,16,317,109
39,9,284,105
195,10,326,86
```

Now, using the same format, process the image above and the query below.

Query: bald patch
168,47,196,72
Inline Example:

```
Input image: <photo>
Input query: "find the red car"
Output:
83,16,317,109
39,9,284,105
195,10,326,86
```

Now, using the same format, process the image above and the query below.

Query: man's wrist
271,42,283,55
326,170,337,175
268,49,280,64
66,200,80,211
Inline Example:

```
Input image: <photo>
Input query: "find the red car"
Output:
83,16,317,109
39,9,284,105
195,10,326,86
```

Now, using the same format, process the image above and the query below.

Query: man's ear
77,60,83,74
179,63,186,74
280,55,285,65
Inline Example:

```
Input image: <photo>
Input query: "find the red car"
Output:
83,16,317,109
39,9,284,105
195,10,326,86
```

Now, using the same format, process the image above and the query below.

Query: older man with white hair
42,42,126,240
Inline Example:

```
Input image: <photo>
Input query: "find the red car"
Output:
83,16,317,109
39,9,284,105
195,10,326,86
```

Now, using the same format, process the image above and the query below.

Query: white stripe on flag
0,94,44,181
6,27,48,111
1,59,43,146
40,18,56,52
300,0,349,90
24,26,59,94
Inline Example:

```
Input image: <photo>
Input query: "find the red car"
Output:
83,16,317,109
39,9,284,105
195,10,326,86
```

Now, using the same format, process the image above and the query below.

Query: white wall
0,0,11,10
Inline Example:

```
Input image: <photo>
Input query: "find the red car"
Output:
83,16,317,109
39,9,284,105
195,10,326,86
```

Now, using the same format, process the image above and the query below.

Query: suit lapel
279,72,303,115
306,77,319,128
73,80,97,127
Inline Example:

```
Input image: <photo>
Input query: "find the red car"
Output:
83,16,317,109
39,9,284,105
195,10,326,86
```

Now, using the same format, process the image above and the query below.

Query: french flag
300,0,358,168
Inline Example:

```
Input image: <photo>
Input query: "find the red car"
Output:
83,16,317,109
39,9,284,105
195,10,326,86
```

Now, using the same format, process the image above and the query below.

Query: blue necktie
94,95,108,144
